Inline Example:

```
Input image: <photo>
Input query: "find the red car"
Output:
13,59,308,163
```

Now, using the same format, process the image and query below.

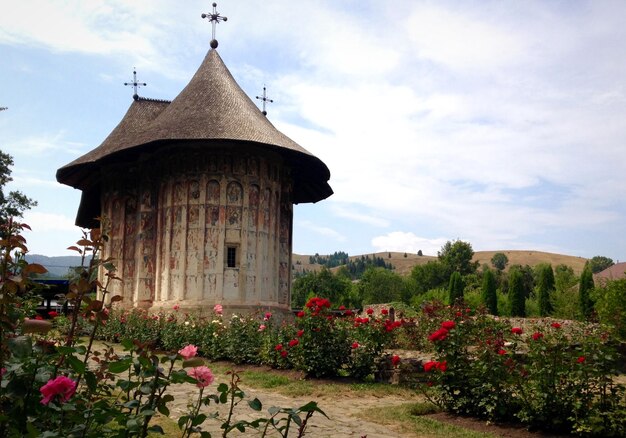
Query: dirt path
166,382,412,437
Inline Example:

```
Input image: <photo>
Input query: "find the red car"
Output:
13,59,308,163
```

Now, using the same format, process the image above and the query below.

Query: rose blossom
40,376,76,405
48,311,59,318
551,322,561,329
297,329,304,337
297,311,305,318
577,356,586,363
351,342,359,349
258,324,266,332
280,350,288,358
532,332,544,341
275,344,283,351
441,320,455,330
213,304,223,315
391,355,401,366
511,327,523,335
187,366,214,388
366,308,374,315
178,345,198,359
289,339,299,347
264,312,272,320
428,328,449,342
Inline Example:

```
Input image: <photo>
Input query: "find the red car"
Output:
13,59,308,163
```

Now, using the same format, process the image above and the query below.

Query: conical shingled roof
57,49,333,208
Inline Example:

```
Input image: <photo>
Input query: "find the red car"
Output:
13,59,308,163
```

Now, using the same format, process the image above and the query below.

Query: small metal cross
124,68,146,100
256,85,273,116
0,107,7,111
201,2,228,49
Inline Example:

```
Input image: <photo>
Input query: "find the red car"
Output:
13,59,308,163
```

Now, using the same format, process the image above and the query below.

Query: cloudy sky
1,0,625,260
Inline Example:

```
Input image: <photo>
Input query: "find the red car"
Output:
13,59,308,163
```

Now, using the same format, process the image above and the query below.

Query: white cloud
329,204,390,228
23,212,76,232
371,232,447,256
298,220,346,243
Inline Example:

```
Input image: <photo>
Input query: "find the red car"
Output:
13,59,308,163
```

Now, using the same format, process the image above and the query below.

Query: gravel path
166,381,414,437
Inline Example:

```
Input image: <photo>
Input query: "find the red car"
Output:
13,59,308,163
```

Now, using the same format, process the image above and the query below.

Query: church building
56,5,332,315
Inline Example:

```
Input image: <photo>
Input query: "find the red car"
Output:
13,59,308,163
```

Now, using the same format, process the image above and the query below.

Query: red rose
48,311,58,318
381,309,389,315
532,332,544,341
424,361,438,372
35,315,43,320
498,349,506,355
297,329,304,337
280,350,288,358
339,305,346,310
288,339,299,347
391,355,401,366
351,342,359,349
441,320,455,330
511,327,523,335
577,356,586,363
437,361,447,372
366,308,374,315
274,344,283,351
551,322,561,329
428,328,449,342
297,311,305,318
345,309,353,316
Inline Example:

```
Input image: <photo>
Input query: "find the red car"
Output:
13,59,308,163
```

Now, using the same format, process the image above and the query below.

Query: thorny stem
182,386,205,438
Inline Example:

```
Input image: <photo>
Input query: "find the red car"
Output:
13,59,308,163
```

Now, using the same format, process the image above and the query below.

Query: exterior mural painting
56,39,332,315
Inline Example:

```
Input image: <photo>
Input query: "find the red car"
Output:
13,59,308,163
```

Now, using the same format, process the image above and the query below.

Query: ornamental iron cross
124,68,147,100
256,85,274,116
202,2,228,49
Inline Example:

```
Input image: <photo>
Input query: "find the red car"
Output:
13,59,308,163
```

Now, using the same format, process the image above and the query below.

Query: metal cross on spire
202,2,228,49
0,107,7,112
256,85,274,116
124,68,147,100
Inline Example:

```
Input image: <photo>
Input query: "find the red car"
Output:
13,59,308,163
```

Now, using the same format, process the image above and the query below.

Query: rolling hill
293,250,588,276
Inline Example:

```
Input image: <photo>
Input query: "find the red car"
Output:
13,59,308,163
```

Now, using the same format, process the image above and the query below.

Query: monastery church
56,5,332,315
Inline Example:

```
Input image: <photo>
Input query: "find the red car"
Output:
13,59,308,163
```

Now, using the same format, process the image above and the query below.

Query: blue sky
1,0,625,261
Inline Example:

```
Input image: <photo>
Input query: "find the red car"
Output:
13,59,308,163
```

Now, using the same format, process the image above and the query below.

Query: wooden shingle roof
57,49,332,221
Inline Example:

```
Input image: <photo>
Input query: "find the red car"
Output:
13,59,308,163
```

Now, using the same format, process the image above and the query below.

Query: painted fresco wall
99,147,293,314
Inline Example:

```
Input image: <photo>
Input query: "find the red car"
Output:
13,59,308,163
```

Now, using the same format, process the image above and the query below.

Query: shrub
481,269,498,315
594,279,626,340
288,297,350,377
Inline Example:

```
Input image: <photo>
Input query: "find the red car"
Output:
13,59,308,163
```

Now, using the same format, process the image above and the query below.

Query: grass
358,402,498,438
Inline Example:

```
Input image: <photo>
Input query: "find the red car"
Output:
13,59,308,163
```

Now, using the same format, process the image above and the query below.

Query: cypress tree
537,264,555,316
481,269,498,315
579,263,595,320
448,271,464,305
509,269,526,317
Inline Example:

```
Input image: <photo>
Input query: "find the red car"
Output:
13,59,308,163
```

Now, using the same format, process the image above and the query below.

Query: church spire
201,2,228,49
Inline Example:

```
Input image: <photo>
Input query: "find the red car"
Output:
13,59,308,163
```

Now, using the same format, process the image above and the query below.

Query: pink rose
264,312,272,320
258,324,266,332
178,345,198,359
40,376,76,405
187,366,214,388
213,304,223,315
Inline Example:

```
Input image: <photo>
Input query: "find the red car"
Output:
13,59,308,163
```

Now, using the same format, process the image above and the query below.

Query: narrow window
226,246,237,268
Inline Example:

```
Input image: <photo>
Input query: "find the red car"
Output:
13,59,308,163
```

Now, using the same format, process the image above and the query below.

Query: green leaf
178,415,189,429
217,383,228,392
157,404,170,416
183,357,205,368
67,355,86,374
8,336,32,358
147,425,164,435
192,413,207,426
248,398,262,411
219,392,228,404
268,406,280,416
200,432,211,438
109,359,132,373
123,400,140,409
85,370,97,392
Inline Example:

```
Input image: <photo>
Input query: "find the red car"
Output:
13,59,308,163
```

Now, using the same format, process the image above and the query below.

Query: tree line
292,240,622,326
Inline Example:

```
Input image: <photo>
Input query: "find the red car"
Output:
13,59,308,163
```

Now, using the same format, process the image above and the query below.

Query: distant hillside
25,254,89,278
473,250,588,275
294,250,588,276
